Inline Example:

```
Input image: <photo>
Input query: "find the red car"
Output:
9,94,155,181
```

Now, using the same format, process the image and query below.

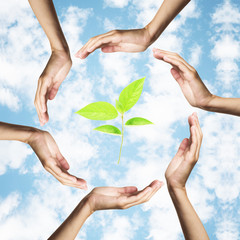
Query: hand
35,50,72,126
84,180,163,212
75,28,152,59
28,129,87,189
165,113,202,191
153,49,213,109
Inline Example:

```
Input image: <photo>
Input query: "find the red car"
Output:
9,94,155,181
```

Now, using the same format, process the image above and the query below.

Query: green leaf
115,99,124,114
76,102,118,120
119,77,145,112
125,117,153,126
94,125,122,136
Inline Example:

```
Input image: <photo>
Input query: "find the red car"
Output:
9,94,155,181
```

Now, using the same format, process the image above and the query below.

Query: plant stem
118,114,124,164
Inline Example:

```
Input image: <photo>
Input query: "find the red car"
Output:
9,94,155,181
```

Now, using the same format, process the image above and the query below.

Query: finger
48,84,60,100
153,49,194,70
176,138,190,157
75,31,115,58
125,180,161,205
35,80,45,126
170,68,184,85
125,181,163,208
189,126,198,159
57,155,70,170
46,167,87,190
48,162,87,189
142,180,163,202
39,79,50,113
39,81,50,125
192,114,202,158
87,34,118,54
162,55,190,74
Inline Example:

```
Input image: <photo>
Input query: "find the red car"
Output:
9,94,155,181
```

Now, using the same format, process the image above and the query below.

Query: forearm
203,95,240,117
146,0,190,43
28,0,69,52
48,199,92,240
168,187,209,240
0,122,36,144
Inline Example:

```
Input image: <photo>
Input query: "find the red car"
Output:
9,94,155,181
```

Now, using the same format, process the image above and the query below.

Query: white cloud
216,218,240,240
0,87,20,111
0,0,92,112
0,192,21,221
104,18,117,31
0,141,32,175
104,0,130,9
199,114,240,203
0,177,87,240
211,1,240,88
189,44,202,67
102,213,141,240
212,0,240,27
61,7,92,52
99,52,140,89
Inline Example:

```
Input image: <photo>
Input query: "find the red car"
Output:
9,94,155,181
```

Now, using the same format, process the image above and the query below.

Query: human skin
75,0,190,59
153,48,240,117
28,0,72,126
0,122,87,189
48,180,163,240
165,113,209,240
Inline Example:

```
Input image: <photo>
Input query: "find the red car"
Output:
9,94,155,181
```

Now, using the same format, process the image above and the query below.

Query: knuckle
61,181,67,186
89,36,96,42
43,164,50,171
110,29,118,34
173,52,180,58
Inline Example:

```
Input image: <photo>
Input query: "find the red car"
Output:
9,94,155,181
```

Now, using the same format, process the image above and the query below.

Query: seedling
76,77,153,163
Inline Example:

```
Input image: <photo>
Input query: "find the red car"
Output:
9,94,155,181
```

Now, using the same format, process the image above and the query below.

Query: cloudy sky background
0,0,240,239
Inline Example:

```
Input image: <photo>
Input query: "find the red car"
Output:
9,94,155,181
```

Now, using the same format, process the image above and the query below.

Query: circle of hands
32,29,207,209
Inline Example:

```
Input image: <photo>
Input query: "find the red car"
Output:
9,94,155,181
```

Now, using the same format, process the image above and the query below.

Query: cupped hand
35,50,72,126
153,49,213,109
28,129,87,189
75,28,152,59
165,113,202,191
85,180,163,212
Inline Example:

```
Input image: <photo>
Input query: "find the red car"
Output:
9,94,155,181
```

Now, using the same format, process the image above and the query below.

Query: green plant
76,77,153,163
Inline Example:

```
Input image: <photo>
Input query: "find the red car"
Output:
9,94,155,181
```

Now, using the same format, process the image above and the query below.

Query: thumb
119,186,138,194
48,82,62,100
170,68,184,86
176,138,189,157
57,153,70,170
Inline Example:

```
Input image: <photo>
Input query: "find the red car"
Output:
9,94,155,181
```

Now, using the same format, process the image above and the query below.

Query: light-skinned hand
28,129,87,189
153,49,213,109
84,180,163,212
35,50,72,126
75,28,152,59
165,113,202,191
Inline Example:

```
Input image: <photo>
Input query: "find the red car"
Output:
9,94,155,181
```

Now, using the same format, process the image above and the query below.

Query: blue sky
1,0,240,239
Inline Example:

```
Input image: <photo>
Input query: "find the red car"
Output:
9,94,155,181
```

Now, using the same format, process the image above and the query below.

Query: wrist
50,36,70,54
25,128,44,145
76,197,93,218
168,185,188,204
144,24,160,46
15,126,38,145
167,182,187,197
198,94,216,110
